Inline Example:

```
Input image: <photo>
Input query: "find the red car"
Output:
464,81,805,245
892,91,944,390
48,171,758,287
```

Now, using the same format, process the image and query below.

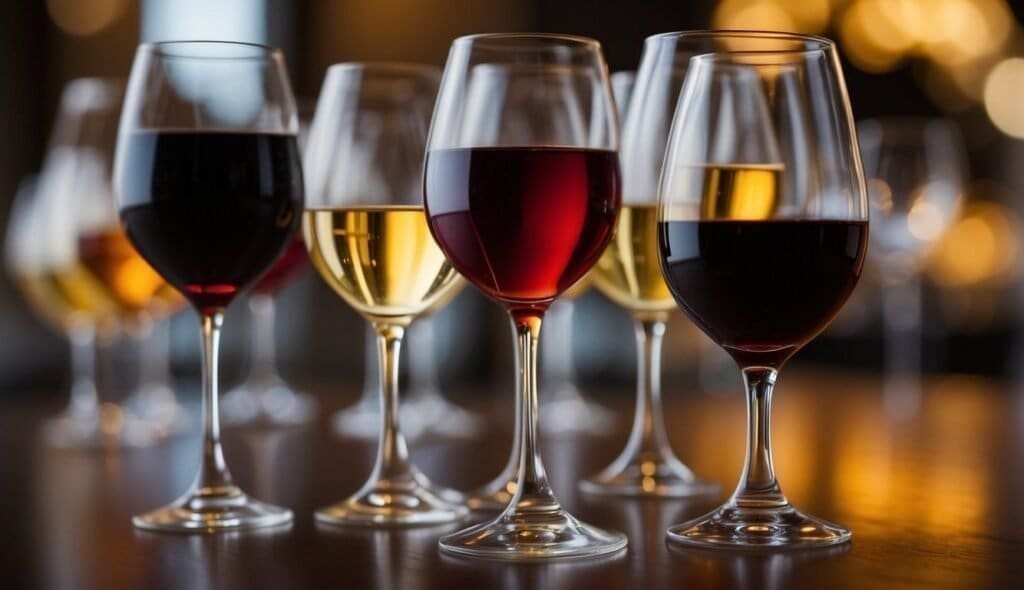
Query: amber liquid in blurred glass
303,206,462,323
592,204,675,318
17,265,116,332
77,227,182,319
695,164,782,220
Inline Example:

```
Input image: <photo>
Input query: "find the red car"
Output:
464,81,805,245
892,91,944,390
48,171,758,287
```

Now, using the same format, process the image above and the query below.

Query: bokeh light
928,197,1020,288
984,58,1024,139
46,0,127,37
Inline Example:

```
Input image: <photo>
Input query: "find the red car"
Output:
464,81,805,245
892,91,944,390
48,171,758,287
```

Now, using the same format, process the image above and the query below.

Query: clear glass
858,118,965,417
426,33,627,559
115,41,300,532
6,78,187,448
303,62,467,526
658,36,868,549
332,324,386,438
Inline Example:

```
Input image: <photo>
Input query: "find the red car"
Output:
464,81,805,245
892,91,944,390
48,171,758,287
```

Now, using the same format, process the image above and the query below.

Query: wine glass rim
326,61,441,78
646,29,835,49
688,47,834,65
142,40,283,60
453,32,602,49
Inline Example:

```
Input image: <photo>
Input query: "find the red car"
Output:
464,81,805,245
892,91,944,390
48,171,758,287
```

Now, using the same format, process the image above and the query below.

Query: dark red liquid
659,219,867,367
252,236,308,294
118,131,303,314
424,147,619,309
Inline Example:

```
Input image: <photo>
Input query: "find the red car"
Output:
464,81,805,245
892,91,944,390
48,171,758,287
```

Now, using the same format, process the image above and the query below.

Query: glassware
331,324,385,438
659,34,868,548
858,118,964,417
611,70,635,117
115,41,303,532
303,62,467,526
425,33,627,559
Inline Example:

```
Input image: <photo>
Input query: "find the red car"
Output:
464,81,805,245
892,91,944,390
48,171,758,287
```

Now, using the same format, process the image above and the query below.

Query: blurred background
3,0,1024,402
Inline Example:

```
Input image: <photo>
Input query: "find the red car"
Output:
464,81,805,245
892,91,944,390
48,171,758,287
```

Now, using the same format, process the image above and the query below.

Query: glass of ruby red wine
658,40,868,548
425,33,627,559
115,41,302,532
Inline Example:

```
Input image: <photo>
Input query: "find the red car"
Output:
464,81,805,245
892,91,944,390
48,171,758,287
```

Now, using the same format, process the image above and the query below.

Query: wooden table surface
1,370,1020,590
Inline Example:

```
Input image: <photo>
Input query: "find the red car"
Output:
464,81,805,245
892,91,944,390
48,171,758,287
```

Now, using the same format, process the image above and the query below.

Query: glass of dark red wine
425,33,626,559
114,41,302,532
658,39,868,549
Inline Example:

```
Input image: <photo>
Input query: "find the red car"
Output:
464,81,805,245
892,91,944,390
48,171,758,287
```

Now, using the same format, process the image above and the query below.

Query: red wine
252,236,308,294
659,219,867,367
118,131,303,314
424,147,619,309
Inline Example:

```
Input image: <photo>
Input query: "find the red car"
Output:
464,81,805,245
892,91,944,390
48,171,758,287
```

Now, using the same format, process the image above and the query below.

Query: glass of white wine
303,62,467,526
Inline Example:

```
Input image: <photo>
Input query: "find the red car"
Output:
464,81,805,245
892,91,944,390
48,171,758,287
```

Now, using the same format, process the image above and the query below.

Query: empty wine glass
116,41,303,531
858,118,964,416
425,33,626,559
659,35,868,548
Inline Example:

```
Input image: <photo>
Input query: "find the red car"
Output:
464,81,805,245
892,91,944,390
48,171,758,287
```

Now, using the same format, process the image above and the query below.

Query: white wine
696,163,782,220
303,206,462,323
17,264,117,333
592,205,675,318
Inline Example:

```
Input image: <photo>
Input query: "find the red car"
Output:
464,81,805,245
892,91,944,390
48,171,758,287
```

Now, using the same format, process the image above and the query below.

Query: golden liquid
77,227,182,318
17,265,117,333
592,205,675,317
303,206,462,323
696,164,782,220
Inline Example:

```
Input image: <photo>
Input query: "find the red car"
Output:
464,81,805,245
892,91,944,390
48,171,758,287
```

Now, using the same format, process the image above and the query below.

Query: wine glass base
439,508,627,560
666,502,851,550
400,390,485,440
331,400,380,439
579,456,721,498
132,485,293,533
41,404,164,449
539,393,616,436
315,477,468,527
463,477,517,513
221,382,317,426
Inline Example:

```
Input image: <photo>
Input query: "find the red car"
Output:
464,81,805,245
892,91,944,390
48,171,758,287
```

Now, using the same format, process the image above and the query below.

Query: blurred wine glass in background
858,118,965,417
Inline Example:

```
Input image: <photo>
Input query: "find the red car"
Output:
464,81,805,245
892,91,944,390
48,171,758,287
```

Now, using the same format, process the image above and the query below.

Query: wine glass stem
370,322,413,480
248,294,278,383
510,310,558,512
733,367,784,507
68,323,99,420
626,316,671,458
195,312,235,491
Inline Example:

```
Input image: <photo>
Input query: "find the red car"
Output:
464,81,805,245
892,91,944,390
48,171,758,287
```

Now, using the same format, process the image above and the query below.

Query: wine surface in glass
660,218,867,366
592,204,675,315
118,131,303,314
303,206,461,322
424,147,619,306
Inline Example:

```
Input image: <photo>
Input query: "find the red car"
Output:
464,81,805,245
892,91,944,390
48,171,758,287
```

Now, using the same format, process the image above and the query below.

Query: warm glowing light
713,0,796,32
906,192,948,242
46,0,127,36
929,199,1019,287
984,58,1024,138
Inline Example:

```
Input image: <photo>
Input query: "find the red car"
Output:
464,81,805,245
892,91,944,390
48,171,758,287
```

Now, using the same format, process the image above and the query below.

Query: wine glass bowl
425,33,627,559
115,40,302,532
658,36,868,549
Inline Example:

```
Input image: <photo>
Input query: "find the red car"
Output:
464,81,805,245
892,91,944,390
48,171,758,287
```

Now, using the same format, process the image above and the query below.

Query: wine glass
115,41,302,532
659,37,868,548
611,70,635,117
303,62,467,526
425,33,626,559
858,118,964,416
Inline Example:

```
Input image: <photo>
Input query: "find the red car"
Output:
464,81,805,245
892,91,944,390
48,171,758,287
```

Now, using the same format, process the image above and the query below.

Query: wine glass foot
666,501,851,549
439,507,627,560
41,403,164,449
330,400,380,439
539,392,616,436
315,476,468,527
463,477,517,513
132,485,293,533
400,391,485,440
221,382,317,426
579,456,720,498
